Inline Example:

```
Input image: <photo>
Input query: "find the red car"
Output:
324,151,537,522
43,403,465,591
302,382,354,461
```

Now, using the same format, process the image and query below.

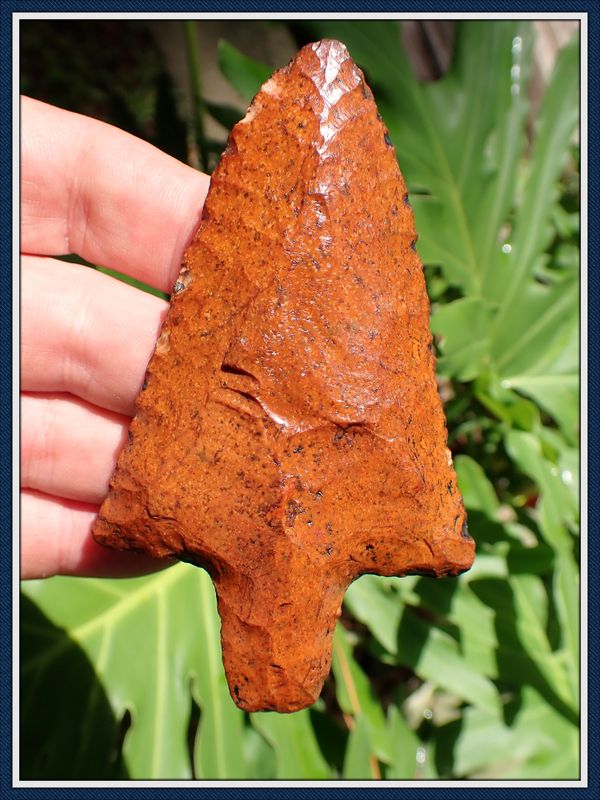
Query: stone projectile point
93,40,475,713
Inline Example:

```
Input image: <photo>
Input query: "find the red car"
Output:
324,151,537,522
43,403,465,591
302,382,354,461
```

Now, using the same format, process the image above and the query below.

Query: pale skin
20,96,210,579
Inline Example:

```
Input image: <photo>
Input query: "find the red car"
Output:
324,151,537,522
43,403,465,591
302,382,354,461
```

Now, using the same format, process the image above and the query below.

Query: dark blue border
1,0,600,11
586,1,600,799
3,1,598,798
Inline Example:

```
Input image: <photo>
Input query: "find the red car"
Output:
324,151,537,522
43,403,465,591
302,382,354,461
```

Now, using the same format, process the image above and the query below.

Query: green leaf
94,264,169,300
191,574,246,778
384,704,420,779
343,575,405,656
20,594,127,779
504,429,577,552
251,710,331,779
21,566,250,779
217,40,272,103
488,37,580,315
500,321,579,444
440,686,578,778
552,550,580,705
468,577,577,722
342,716,378,779
241,723,277,779
396,607,501,716
454,454,499,517
431,297,494,380
509,573,575,710
332,627,394,766
414,579,499,681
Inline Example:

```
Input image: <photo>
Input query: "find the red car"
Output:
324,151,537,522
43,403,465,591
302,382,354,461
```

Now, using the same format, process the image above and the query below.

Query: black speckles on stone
173,280,185,294
286,500,306,526
403,193,411,207
410,239,418,252
447,481,454,495
142,377,148,391
384,131,393,147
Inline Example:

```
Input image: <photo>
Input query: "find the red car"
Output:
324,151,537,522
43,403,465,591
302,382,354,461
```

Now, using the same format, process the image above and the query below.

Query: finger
22,255,167,415
21,490,172,579
21,96,210,292
21,392,129,505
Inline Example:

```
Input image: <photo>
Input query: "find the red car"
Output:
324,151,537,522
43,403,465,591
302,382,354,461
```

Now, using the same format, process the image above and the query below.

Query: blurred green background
20,18,580,780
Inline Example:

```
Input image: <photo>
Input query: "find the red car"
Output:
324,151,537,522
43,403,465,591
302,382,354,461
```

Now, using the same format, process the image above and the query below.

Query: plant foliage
21,20,580,780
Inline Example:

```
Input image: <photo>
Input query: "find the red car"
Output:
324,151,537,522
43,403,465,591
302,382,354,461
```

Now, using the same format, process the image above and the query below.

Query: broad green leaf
217,40,272,103
22,566,249,779
558,447,579,505
191,574,246,778
251,710,331,779
342,716,379,779
396,607,501,715
493,279,578,378
414,579,498,680
332,626,394,765
440,686,578,778
343,575,405,656
489,37,579,313
504,429,578,552
454,454,499,517
552,550,580,705
20,594,127,779
509,574,575,710
469,577,577,721
241,723,277,779
492,277,579,441
384,704,420,779
486,39,580,433
431,297,494,380
503,374,579,444
475,373,542,431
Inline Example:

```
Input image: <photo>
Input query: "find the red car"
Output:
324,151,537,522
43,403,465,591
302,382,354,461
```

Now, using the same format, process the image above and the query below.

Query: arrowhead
93,39,474,713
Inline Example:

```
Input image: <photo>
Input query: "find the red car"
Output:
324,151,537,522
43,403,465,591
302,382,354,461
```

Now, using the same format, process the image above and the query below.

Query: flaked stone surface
93,40,475,713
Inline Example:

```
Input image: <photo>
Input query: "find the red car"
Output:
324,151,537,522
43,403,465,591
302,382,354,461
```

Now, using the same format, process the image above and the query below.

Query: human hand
21,97,210,579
